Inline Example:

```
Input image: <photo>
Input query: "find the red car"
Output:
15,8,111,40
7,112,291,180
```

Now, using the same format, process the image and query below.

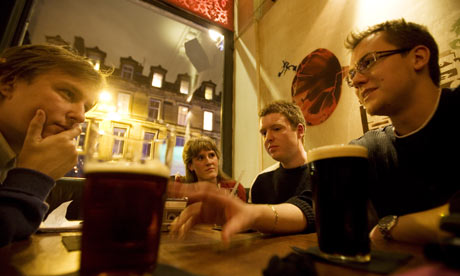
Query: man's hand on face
16,109,81,180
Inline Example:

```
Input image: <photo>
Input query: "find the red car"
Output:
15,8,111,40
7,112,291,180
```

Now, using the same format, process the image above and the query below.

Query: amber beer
80,161,169,275
308,144,371,263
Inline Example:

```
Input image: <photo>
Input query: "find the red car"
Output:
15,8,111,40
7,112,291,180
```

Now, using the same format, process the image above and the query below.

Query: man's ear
411,45,430,71
0,81,14,99
296,123,305,139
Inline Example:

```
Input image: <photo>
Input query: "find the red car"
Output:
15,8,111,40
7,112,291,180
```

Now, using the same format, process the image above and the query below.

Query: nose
264,130,274,145
67,102,86,125
350,71,368,89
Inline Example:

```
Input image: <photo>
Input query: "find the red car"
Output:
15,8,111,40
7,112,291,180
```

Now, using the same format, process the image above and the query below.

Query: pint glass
80,123,175,275
308,144,371,263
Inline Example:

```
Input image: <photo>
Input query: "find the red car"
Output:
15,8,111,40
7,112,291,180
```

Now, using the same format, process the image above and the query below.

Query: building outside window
113,127,127,157
121,64,134,79
203,111,213,131
148,98,161,121
117,92,131,114
178,105,189,126
142,131,156,159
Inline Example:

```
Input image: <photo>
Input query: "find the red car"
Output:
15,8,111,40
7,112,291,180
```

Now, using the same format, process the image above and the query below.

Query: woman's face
188,149,219,182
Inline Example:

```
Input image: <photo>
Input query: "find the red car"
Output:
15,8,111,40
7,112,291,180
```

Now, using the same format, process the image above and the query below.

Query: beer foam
307,144,368,162
84,159,170,178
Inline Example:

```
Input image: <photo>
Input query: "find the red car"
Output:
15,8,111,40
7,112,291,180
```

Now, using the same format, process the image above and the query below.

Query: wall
234,0,460,188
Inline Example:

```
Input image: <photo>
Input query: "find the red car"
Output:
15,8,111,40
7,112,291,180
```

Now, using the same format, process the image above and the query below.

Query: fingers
170,202,202,239
23,109,46,144
58,123,82,140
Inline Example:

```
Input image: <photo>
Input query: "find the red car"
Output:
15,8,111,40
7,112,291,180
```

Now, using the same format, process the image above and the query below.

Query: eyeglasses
346,48,411,88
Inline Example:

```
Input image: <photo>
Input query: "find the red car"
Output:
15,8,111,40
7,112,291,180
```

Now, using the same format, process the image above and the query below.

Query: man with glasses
345,19,459,244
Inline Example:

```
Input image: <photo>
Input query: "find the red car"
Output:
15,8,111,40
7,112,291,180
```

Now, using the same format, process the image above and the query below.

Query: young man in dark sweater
0,45,106,247
346,19,459,244
250,101,314,233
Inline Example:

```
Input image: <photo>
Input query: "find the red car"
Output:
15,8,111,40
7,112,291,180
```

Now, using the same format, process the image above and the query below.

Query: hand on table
170,189,256,243
16,109,81,180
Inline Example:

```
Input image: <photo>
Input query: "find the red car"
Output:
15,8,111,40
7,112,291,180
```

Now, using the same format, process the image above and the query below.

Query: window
121,64,134,79
142,132,156,159
152,72,163,88
76,121,88,151
203,111,213,131
180,79,189,94
176,136,185,147
112,127,127,157
148,98,161,121
205,85,213,100
117,92,131,114
178,105,189,126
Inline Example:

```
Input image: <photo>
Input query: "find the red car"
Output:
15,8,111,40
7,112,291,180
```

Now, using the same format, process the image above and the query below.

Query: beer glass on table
308,144,371,263
80,123,175,275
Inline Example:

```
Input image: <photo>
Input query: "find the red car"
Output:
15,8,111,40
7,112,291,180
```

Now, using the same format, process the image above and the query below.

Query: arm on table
370,204,453,244
0,169,54,247
169,189,307,243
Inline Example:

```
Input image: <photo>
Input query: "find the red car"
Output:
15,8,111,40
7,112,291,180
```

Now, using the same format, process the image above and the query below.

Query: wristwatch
378,215,398,240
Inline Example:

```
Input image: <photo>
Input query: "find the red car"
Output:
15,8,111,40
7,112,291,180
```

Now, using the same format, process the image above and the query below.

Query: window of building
152,72,163,88
178,105,189,126
142,131,156,159
204,85,213,100
148,98,161,121
176,136,185,147
117,92,131,114
203,111,213,131
112,127,127,157
121,64,134,79
180,79,189,94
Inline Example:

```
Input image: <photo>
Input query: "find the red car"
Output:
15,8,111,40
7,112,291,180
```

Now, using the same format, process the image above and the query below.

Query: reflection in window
152,72,163,88
148,98,161,121
113,127,127,156
203,111,213,131
178,105,189,126
121,64,134,79
142,132,156,159
205,85,213,100
117,92,131,113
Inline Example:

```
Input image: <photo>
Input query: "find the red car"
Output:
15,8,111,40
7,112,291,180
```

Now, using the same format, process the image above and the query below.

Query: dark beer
80,161,169,275
309,145,370,262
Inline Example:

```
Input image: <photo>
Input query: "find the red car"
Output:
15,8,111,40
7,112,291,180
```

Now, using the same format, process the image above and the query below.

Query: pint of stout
308,144,370,263
80,123,174,275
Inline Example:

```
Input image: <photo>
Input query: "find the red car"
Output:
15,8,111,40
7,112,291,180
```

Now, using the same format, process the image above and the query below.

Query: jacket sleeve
0,168,54,247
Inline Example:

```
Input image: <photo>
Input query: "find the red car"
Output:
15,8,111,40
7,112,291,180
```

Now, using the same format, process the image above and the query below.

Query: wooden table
0,225,449,276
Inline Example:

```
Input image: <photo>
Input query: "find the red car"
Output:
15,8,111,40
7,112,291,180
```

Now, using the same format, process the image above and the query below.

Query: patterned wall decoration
440,17,460,88
165,0,234,31
291,48,343,126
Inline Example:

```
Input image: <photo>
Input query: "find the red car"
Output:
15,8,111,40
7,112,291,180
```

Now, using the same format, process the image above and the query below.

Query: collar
394,88,442,138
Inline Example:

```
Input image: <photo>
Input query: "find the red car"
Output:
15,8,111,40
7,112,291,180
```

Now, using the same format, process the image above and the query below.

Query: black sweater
251,163,315,232
351,87,460,218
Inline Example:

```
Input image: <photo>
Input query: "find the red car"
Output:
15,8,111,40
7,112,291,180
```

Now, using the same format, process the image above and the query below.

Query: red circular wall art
291,48,343,126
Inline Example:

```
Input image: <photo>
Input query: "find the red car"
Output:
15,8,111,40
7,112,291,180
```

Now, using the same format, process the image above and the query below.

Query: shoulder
251,163,280,184
351,126,394,147
440,86,460,107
